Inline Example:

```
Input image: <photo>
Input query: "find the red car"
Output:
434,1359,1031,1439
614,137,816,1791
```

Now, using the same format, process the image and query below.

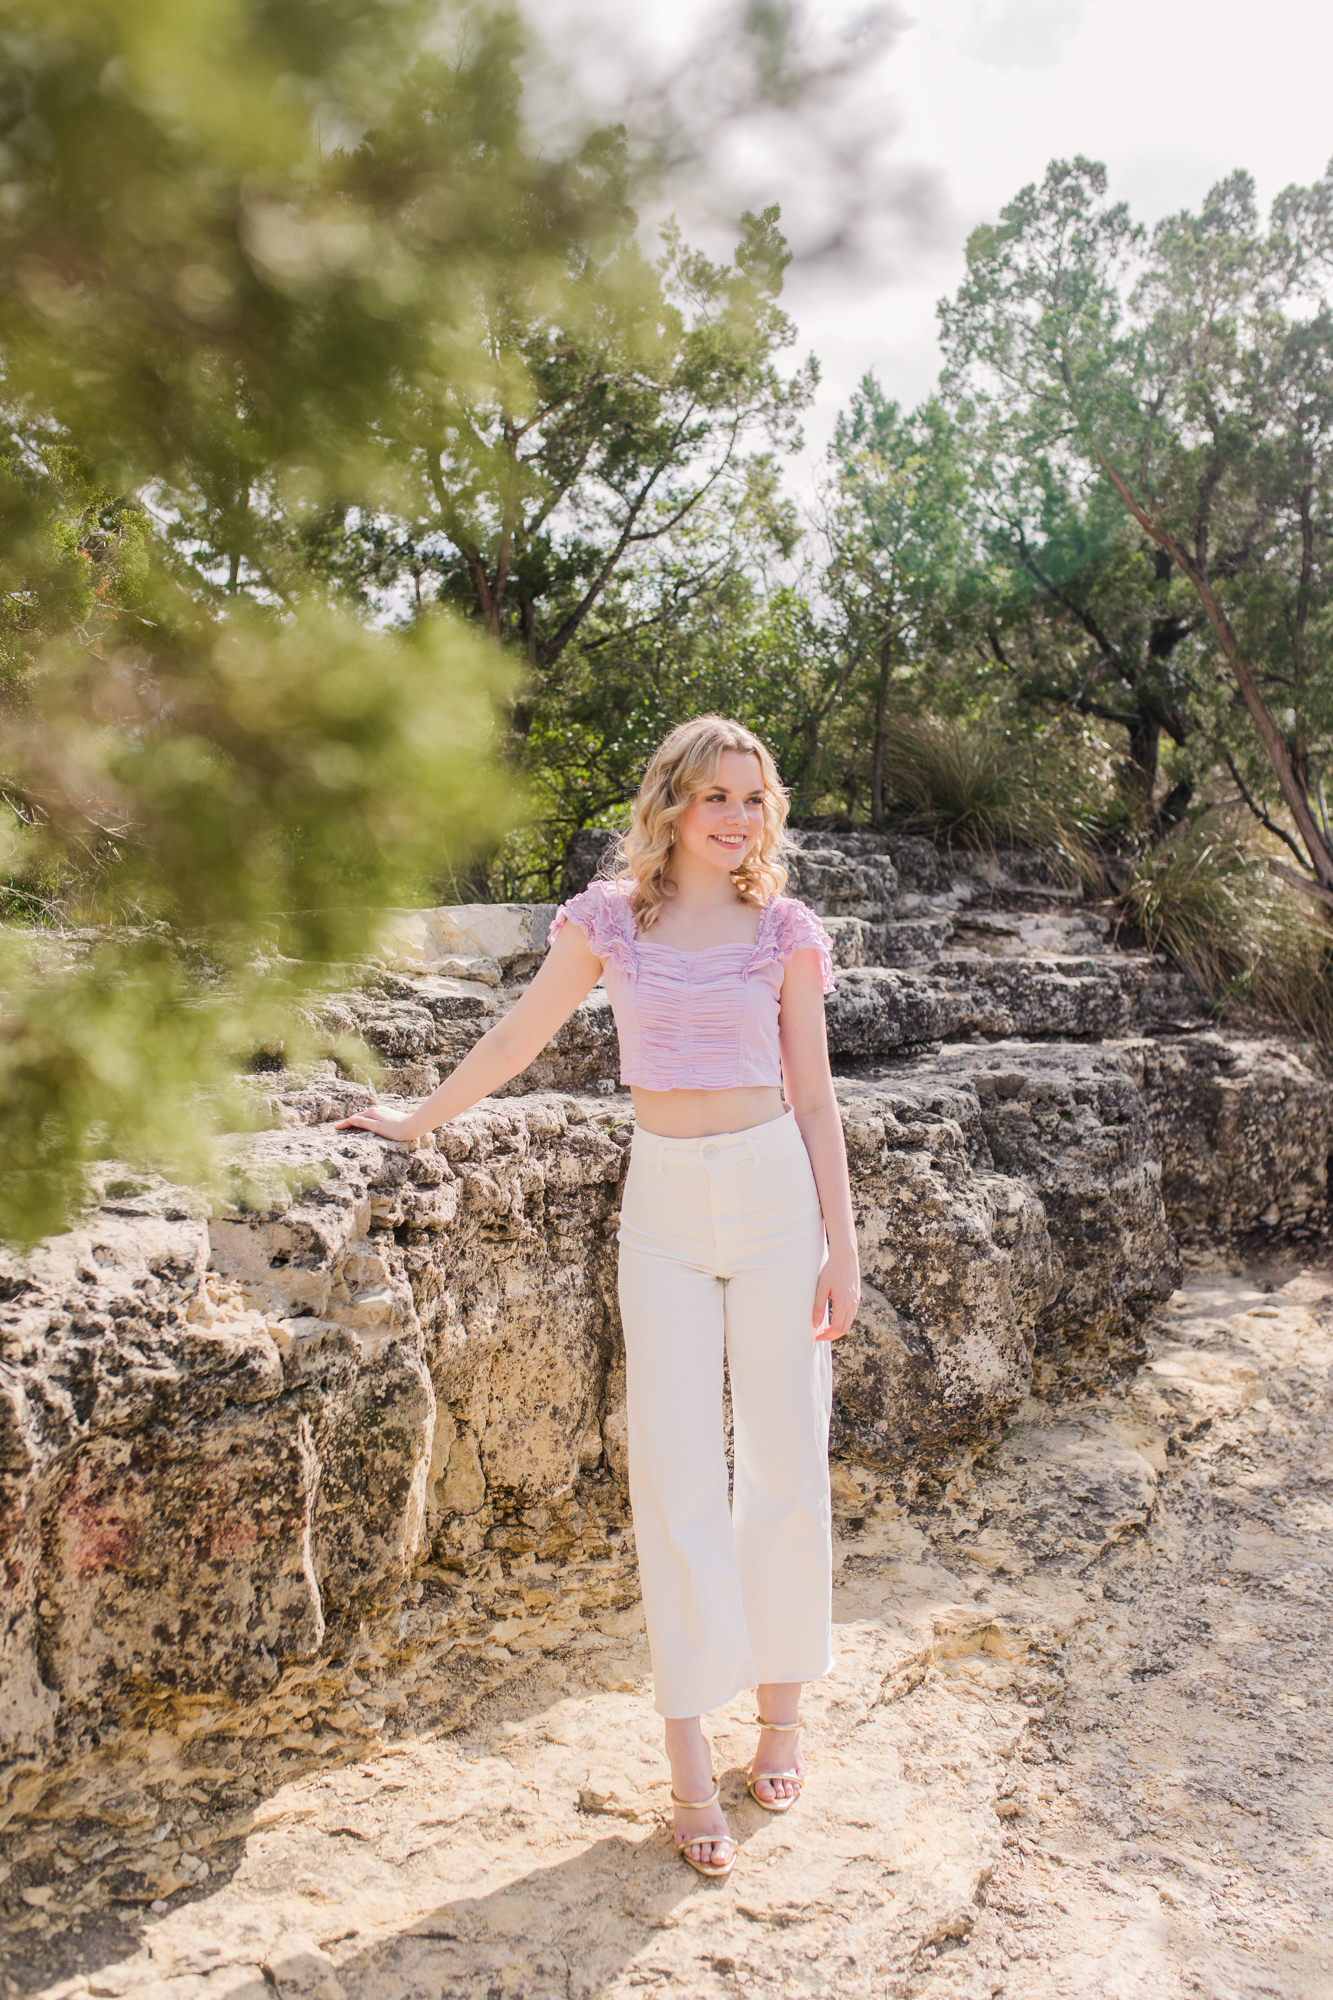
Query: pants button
702,1143,719,1161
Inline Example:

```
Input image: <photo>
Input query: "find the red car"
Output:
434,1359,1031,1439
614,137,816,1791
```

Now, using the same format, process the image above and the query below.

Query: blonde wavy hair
605,716,790,930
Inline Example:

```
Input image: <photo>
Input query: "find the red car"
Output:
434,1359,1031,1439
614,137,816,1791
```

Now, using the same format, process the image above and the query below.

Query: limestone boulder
0,1370,57,1779
944,953,1149,1039
824,968,971,1054
869,913,956,966
822,954,1153,1059
418,1099,629,1503
878,830,960,903
347,994,440,1065
44,1401,327,1701
0,1101,632,1829
921,1042,1180,1385
427,991,622,1098
1117,1031,1333,1241
783,841,899,921
821,915,870,968
831,1074,1057,1468
325,975,622,1100
376,902,557,984
505,991,622,1096
0,1216,235,1780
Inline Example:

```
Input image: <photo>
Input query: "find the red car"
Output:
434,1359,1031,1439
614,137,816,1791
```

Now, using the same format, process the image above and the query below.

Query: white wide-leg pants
617,1109,834,1718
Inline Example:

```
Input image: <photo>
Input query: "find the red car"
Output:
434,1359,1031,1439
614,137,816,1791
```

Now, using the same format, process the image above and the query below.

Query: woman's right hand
331,924,605,1149
335,1105,420,1143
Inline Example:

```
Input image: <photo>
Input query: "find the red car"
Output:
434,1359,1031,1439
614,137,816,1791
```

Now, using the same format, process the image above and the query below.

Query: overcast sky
539,0,1333,489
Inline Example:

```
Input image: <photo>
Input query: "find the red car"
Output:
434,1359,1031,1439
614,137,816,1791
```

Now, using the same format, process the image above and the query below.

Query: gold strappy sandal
747,1714,805,1814
671,1784,738,1880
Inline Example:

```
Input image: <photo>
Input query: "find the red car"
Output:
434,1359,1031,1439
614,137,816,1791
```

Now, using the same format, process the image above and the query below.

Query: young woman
339,716,861,1880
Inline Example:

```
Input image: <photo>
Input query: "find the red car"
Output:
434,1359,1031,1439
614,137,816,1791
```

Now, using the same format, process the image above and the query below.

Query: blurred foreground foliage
0,0,671,1238
0,0,827,1239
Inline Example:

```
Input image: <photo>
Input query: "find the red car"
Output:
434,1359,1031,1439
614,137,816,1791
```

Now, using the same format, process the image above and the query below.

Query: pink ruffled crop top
548,876,835,1091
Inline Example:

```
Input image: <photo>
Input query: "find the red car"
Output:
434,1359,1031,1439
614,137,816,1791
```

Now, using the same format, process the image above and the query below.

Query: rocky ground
8,1254,1329,2000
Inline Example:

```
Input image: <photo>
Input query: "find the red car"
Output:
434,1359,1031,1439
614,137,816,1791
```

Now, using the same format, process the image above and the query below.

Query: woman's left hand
812,1248,860,1342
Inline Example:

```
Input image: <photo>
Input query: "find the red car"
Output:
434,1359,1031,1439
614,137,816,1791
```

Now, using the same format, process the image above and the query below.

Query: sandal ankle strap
670,1783,720,1811
756,1714,804,1731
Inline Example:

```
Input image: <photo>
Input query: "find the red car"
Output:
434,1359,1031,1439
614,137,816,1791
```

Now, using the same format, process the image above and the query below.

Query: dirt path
11,1264,1332,2000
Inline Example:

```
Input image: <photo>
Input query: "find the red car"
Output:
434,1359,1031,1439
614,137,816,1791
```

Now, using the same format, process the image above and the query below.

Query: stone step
825,954,1157,1054
945,907,1111,958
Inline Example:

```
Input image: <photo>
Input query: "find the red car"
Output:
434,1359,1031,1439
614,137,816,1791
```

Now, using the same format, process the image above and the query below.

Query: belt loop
742,1131,759,1168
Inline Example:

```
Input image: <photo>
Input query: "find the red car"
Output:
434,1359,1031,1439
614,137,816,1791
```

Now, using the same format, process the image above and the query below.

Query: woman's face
675,750,766,875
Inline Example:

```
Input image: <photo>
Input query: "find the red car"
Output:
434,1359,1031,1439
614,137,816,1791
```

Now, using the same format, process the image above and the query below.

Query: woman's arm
778,950,861,1342
337,922,605,1142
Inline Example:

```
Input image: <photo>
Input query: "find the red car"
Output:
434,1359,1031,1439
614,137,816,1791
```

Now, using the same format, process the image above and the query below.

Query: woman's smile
674,750,767,871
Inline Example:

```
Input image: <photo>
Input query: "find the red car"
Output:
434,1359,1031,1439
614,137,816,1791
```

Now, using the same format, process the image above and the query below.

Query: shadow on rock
267,1811,762,2000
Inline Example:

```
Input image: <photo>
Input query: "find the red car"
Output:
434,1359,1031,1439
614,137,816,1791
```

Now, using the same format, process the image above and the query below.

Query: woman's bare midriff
629,1084,787,1139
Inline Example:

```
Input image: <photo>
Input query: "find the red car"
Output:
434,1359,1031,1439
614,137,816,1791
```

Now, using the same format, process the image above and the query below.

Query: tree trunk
1156,777,1193,830
463,553,501,641
1125,711,1160,803
870,634,892,829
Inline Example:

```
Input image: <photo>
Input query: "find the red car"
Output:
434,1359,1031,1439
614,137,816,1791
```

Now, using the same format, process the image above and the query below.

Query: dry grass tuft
1116,812,1333,1036
880,716,1103,884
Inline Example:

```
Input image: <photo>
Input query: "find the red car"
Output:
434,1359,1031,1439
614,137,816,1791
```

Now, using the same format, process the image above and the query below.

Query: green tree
369,187,816,667
953,426,1201,809
824,380,971,822
940,156,1333,897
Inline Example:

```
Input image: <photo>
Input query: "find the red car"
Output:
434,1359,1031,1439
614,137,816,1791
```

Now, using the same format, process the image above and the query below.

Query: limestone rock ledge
0,1051,1184,1868
1115,1031,1333,1243
0,1097,644,1896
832,1070,1057,1465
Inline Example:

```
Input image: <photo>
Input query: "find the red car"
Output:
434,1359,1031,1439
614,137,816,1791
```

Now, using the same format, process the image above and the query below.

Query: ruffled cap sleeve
748,896,836,994
548,878,639,978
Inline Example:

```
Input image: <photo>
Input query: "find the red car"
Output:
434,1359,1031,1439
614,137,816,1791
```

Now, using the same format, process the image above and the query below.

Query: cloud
963,0,1087,70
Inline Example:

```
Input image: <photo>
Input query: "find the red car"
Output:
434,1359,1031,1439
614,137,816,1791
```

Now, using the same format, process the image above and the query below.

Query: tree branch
1221,750,1310,866
1267,857,1333,909
534,403,712,669
1011,532,1125,672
